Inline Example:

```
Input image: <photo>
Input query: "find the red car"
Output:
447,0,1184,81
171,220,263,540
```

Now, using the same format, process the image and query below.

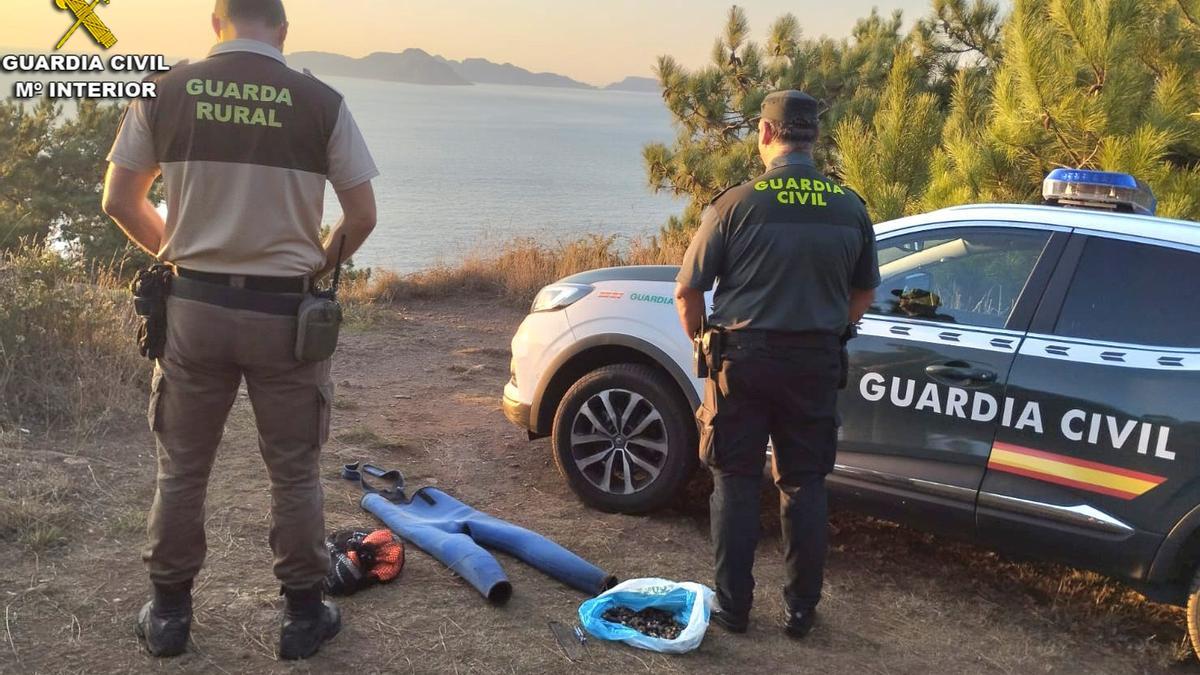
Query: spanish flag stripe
989,464,1142,500
992,442,1166,484
987,443,1166,500
990,448,1161,495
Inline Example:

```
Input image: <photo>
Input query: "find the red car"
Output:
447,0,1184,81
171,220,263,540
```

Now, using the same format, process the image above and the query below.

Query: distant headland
286,49,657,91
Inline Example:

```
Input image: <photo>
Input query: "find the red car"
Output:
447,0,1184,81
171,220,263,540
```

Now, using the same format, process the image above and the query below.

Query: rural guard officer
101,0,378,660
673,90,879,638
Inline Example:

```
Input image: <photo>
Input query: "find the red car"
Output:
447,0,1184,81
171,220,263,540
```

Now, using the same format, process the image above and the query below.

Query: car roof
879,204,1200,249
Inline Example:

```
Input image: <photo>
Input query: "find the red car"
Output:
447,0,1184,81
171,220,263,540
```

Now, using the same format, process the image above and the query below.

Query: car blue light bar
1043,168,1157,216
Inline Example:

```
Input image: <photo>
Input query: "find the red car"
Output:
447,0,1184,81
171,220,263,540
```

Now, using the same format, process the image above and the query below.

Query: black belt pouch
131,265,174,361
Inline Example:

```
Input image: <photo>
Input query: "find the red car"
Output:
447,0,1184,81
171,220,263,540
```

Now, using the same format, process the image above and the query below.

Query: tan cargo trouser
145,295,333,588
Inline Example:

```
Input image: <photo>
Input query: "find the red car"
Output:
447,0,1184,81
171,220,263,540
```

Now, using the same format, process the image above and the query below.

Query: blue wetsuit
346,465,616,604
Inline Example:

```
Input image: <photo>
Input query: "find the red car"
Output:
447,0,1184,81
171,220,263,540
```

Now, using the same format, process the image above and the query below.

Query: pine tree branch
1056,10,1105,91
1138,50,1165,78
1017,40,1087,167
1177,0,1200,27
993,134,1054,171
940,25,993,60
1046,116,1086,167
720,121,748,136
0,186,25,210
1078,143,1102,168
650,180,693,197
937,44,982,55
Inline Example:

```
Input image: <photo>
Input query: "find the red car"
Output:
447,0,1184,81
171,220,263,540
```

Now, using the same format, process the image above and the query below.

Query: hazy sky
3,0,931,85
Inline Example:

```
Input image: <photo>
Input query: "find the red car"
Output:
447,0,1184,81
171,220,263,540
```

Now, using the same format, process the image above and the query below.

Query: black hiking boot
783,606,817,639
135,581,193,657
710,601,749,634
279,585,341,661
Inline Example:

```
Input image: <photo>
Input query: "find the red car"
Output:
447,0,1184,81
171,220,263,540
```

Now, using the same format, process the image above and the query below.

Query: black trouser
696,330,841,617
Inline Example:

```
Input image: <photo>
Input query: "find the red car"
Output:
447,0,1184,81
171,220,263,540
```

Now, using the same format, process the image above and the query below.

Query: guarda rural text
4,53,167,99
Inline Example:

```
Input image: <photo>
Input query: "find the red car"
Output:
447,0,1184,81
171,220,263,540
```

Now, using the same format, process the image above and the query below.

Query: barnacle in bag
601,606,686,640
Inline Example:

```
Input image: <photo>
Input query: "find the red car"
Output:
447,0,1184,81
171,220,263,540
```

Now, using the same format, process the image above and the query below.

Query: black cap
761,90,821,127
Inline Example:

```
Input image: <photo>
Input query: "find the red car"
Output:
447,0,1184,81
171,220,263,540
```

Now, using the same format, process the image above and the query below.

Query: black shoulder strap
707,185,734,206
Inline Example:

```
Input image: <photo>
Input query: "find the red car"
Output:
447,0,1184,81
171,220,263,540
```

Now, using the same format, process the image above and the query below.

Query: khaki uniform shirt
107,39,379,276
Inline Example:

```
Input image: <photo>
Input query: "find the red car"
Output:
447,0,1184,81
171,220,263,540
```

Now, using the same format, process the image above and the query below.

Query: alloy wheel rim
570,388,669,496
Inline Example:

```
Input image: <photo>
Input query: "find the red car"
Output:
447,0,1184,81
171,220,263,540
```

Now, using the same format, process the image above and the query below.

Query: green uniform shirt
677,153,880,334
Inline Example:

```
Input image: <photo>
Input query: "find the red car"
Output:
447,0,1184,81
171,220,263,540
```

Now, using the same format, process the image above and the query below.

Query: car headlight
531,283,593,313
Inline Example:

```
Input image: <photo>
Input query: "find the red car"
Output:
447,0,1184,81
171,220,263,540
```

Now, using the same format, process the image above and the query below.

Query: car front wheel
551,364,697,514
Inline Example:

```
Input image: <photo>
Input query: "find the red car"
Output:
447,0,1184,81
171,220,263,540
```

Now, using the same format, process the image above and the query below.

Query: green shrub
0,245,145,433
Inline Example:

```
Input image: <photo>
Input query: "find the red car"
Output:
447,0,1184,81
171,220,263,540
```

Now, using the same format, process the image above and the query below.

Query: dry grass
0,452,75,553
829,513,1195,666
0,295,1195,672
342,234,687,311
0,246,145,435
0,244,146,559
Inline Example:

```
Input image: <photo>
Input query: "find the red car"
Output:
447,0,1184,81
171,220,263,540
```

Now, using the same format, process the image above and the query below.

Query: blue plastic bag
578,578,715,654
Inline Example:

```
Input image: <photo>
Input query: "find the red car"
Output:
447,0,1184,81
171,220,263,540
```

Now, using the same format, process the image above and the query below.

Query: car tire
552,364,697,514
1187,567,1200,660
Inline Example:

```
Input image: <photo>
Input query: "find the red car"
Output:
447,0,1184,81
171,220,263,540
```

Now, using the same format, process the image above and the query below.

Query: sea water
322,77,681,273
2,71,683,273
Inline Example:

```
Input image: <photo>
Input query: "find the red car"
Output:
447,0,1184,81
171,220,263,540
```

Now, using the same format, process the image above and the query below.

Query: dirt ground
2,297,1198,674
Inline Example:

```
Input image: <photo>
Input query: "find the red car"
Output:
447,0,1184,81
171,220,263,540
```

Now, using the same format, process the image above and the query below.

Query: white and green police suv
502,170,1200,649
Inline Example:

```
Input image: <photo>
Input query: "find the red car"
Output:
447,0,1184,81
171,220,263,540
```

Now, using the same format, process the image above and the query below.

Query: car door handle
925,363,998,385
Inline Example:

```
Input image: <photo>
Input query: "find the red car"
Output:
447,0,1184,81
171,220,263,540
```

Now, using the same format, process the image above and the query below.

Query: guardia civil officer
102,0,378,660
674,91,879,638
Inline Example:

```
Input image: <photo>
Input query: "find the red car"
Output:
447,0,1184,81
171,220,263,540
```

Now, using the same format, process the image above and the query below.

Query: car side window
1054,238,1200,348
873,227,1053,329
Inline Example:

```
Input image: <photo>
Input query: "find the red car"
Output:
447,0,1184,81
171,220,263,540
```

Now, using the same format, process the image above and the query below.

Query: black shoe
134,583,193,657
279,585,342,661
783,606,816,639
711,603,749,634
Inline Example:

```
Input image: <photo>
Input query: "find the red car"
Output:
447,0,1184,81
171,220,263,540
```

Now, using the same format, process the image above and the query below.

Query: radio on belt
1042,168,1157,216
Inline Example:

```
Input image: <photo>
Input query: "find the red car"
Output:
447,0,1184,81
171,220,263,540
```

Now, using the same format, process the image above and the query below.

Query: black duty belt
176,268,309,294
723,329,841,350
171,275,305,317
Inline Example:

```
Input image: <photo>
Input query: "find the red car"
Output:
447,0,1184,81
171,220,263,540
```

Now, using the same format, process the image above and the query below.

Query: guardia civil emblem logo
54,0,118,50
